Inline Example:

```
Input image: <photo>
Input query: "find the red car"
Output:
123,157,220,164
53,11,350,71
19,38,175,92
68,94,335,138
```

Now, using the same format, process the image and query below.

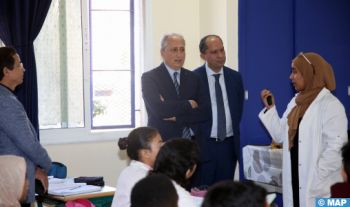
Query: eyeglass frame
299,52,315,74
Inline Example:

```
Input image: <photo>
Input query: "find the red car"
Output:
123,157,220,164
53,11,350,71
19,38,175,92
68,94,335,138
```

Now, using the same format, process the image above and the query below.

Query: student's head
118,127,162,167
202,181,268,207
0,155,29,206
131,174,178,207
0,47,25,87
199,35,226,73
290,52,335,92
341,142,350,183
152,138,199,187
160,33,185,70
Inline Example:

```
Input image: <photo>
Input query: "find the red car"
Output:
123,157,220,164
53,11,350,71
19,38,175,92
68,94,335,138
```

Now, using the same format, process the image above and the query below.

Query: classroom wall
45,0,238,186
144,0,238,71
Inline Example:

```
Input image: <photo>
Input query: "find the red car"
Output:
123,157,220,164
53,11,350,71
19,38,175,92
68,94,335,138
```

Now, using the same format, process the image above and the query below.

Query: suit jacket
142,63,209,140
193,65,244,161
0,85,52,203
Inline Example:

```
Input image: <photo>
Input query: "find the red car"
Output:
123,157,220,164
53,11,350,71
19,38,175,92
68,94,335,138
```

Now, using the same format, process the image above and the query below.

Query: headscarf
0,155,27,207
287,52,336,149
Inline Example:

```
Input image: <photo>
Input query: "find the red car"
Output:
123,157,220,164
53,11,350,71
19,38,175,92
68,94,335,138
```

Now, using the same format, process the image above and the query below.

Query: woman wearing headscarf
259,52,348,207
0,155,28,207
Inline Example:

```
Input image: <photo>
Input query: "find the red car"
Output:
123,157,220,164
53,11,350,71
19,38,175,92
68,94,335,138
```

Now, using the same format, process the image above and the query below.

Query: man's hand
35,167,48,193
189,100,198,109
163,117,176,122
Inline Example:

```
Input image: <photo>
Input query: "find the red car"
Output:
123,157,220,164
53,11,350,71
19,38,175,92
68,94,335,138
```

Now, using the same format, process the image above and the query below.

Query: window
35,0,84,129
34,0,141,142
90,1,135,129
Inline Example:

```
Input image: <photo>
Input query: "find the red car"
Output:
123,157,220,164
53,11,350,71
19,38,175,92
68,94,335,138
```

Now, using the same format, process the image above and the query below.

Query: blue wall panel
294,0,350,118
238,0,294,155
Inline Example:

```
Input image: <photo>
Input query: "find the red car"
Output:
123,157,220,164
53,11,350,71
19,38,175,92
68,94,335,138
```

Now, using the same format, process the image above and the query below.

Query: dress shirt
112,160,152,207
165,63,181,84
205,63,233,138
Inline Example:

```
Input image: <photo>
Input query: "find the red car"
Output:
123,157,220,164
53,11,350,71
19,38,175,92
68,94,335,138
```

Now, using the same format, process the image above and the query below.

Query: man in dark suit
142,33,209,141
193,35,244,187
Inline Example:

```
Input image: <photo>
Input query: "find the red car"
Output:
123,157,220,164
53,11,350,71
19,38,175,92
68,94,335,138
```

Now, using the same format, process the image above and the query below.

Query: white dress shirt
165,63,181,84
111,160,152,207
205,63,233,138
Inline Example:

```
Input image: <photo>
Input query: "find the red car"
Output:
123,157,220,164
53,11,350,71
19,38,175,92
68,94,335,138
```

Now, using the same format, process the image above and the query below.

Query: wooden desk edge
47,186,115,202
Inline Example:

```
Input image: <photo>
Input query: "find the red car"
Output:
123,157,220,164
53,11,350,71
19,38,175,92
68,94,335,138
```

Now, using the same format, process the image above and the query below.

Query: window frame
40,0,140,144
89,0,136,130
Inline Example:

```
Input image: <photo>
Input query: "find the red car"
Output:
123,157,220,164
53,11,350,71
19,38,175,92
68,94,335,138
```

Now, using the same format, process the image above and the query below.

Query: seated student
201,181,268,207
130,174,178,207
0,155,29,207
331,142,350,197
151,138,200,207
111,127,163,207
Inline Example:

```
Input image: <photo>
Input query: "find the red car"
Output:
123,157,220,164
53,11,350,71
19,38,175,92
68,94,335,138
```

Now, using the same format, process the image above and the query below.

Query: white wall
199,0,238,69
45,0,238,186
46,141,128,185
144,0,201,71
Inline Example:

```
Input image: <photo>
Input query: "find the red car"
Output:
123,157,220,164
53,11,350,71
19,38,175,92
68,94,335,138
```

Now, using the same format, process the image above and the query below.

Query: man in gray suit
0,47,51,205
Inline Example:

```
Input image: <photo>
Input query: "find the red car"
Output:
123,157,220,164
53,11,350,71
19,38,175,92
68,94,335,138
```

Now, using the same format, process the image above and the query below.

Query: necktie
173,72,180,95
214,74,226,140
173,72,191,138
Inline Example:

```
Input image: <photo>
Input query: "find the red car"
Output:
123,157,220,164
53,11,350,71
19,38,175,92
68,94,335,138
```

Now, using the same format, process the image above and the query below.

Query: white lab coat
259,88,348,207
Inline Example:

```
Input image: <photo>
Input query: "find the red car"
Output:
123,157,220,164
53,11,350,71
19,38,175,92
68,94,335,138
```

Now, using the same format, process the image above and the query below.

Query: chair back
48,161,67,178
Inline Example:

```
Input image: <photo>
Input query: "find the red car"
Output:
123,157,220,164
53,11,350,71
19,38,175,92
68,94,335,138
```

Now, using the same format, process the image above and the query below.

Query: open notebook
48,177,102,196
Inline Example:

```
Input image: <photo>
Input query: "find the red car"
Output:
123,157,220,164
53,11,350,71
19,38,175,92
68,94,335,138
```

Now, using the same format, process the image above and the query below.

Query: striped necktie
173,72,191,138
173,72,180,95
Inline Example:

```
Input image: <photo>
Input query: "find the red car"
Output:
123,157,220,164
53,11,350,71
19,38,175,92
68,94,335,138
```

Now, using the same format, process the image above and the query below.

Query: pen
68,186,81,190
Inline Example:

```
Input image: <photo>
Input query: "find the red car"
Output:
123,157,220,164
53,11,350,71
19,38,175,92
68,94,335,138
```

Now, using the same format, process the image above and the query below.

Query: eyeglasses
299,52,315,74
14,63,25,72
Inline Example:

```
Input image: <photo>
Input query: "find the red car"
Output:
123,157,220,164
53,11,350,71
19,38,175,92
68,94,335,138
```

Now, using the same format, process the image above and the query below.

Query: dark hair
342,142,350,183
118,127,159,161
199,35,223,54
152,138,199,188
202,181,267,207
0,47,17,81
131,174,178,207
